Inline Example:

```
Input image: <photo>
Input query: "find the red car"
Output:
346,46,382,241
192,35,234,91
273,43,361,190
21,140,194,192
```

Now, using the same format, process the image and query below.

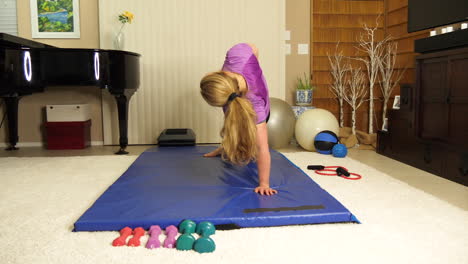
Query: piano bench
45,120,91,150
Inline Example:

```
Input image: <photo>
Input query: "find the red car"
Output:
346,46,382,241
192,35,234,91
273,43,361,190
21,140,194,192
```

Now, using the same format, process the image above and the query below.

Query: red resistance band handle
307,165,362,180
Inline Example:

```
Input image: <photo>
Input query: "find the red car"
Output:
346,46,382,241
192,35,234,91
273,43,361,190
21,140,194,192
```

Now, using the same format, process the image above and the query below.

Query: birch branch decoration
327,43,350,127
356,23,390,134
343,67,368,135
378,41,406,130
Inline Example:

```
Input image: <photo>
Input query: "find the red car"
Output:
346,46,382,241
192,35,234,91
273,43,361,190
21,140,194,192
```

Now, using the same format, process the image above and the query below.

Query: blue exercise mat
74,146,358,231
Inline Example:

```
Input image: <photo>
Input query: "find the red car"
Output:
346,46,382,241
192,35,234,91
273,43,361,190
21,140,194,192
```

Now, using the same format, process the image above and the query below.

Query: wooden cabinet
416,48,468,147
378,46,468,186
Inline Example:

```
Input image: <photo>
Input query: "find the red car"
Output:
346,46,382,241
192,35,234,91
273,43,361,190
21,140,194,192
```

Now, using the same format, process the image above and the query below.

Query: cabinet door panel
447,53,468,146
420,59,447,100
419,59,448,140
449,55,468,98
448,104,468,147
420,103,448,139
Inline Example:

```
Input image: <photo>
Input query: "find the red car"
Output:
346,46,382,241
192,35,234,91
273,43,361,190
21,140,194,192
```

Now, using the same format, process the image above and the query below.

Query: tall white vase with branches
343,68,368,135
328,43,350,128
378,41,406,129
356,24,390,134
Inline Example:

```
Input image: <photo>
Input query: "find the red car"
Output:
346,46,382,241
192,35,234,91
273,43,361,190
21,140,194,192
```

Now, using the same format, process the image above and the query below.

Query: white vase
113,29,125,50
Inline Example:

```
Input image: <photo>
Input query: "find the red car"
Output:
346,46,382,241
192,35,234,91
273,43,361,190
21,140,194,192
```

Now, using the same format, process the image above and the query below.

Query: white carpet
1,152,467,264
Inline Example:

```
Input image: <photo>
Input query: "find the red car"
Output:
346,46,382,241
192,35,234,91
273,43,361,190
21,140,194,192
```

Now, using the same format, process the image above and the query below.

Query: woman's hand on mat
254,185,278,196
203,147,222,157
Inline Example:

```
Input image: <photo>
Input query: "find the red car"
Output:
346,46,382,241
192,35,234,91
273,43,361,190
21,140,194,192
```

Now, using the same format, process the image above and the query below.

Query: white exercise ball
295,108,339,151
266,98,296,149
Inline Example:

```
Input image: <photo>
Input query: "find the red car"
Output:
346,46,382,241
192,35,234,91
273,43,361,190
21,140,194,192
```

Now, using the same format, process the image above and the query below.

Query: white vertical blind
0,0,18,36
99,0,285,144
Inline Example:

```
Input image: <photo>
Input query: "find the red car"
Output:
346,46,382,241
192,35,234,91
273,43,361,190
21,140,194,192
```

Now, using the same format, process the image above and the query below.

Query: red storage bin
46,120,91,149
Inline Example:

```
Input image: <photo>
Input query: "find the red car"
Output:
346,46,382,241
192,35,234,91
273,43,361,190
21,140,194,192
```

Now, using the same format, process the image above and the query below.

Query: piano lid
0,33,56,49
0,33,141,57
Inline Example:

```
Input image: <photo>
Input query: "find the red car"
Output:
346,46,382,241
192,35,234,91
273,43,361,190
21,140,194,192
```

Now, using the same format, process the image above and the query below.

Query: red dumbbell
112,227,132,247
127,227,145,247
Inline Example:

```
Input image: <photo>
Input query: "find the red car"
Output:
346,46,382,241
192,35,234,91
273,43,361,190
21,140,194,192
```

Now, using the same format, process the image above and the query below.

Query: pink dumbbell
112,227,132,247
127,227,145,247
163,225,178,248
146,225,162,249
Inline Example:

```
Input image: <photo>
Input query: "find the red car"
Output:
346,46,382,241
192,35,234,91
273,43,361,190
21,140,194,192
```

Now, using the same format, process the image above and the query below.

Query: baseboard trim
0,141,105,147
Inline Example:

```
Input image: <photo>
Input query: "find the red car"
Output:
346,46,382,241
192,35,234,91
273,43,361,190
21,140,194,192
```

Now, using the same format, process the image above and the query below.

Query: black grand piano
0,33,140,154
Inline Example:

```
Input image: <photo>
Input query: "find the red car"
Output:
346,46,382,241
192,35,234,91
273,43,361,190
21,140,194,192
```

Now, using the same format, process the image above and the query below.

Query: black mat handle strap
244,205,325,213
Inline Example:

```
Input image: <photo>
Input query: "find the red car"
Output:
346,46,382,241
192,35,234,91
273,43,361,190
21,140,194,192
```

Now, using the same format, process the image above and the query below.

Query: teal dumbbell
176,220,196,251
195,221,216,237
193,221,216,253
179,219,197,234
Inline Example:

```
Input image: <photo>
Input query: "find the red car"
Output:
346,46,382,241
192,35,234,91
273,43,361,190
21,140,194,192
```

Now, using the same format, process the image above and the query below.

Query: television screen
408,0,468,33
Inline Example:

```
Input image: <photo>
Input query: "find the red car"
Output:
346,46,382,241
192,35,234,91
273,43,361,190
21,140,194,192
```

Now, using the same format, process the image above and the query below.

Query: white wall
0,0,18,35
99,0,286,144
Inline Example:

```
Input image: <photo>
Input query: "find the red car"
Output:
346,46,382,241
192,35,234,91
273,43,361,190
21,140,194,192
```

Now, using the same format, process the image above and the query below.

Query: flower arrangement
118,11,134,24
117,11,134,33
114,11,134,50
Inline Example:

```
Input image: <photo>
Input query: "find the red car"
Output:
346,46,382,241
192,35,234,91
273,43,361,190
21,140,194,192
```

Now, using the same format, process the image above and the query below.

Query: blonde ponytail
200,71,258,165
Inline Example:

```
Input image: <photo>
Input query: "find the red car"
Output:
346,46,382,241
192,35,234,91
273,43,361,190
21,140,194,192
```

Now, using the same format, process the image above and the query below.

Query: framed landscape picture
30,0,80,38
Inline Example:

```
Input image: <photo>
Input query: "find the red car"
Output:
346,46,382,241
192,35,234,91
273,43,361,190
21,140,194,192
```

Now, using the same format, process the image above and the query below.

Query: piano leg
114,94,129,155
3,96,20,151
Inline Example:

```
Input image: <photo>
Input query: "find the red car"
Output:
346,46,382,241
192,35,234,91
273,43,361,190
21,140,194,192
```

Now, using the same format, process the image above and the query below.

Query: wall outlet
298,44,309,55
285,43,291,55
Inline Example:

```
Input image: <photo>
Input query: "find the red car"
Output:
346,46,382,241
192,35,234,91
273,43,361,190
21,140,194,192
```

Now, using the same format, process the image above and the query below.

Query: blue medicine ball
332,143,347,158
314,130,339,155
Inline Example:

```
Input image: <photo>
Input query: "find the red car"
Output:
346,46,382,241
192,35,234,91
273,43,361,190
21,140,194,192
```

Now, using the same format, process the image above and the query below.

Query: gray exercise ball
267,98,296,149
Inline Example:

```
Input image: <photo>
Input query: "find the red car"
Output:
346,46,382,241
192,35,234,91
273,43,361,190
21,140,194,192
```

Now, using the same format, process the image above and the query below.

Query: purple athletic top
222,43,270,123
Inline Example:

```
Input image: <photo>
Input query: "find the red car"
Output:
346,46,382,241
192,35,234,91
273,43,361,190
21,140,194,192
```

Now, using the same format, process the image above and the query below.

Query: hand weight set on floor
176,219,216,253
113,225,180,249
111,221,216,253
